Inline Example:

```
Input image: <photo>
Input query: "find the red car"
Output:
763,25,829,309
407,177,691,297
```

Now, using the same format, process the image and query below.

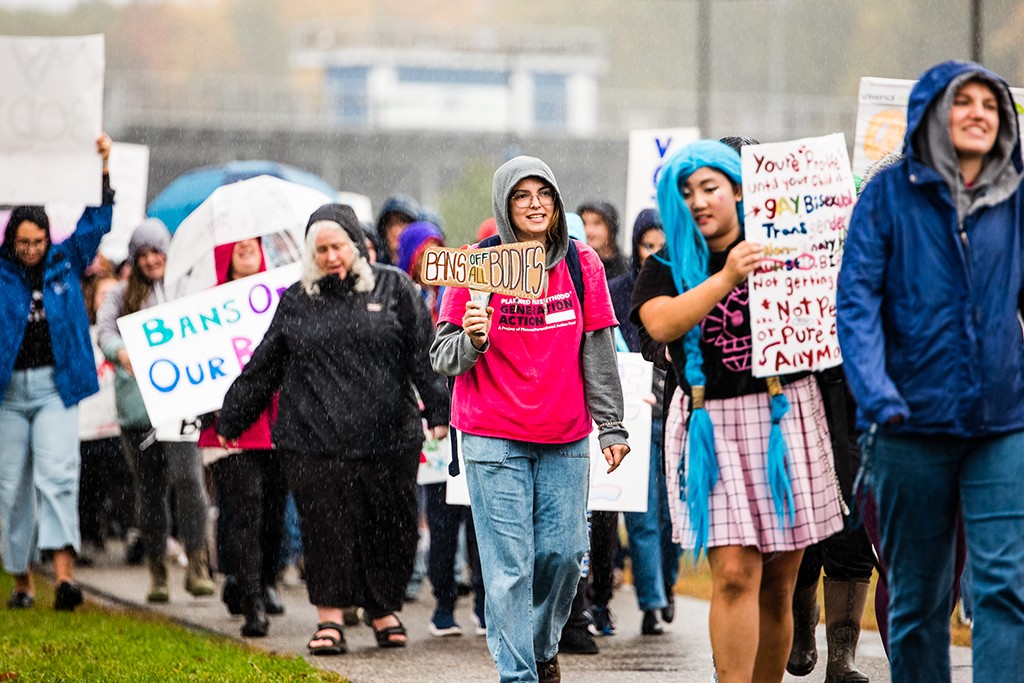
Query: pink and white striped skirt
665,376,845,553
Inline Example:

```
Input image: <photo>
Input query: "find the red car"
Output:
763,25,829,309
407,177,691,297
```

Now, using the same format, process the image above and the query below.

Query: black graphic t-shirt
630,239,768,400
14,285,55,370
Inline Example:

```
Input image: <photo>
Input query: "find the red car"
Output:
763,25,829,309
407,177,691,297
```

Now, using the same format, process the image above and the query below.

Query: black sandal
308,621,347,656
363,611,407,648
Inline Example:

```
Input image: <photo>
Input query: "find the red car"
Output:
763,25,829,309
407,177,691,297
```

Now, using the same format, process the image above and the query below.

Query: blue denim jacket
0,201,113,407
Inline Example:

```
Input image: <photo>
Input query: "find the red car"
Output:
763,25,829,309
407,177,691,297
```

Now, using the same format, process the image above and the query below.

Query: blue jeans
278,492,304,570
0,368,81,574
867,429,1024,683
463,433,590,683
624,418,681,611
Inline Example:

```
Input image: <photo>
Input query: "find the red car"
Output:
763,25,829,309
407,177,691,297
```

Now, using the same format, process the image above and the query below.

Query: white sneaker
429,611,464,637
471,609,487,636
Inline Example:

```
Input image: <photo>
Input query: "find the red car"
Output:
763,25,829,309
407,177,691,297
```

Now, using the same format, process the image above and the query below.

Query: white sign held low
117,263,300,426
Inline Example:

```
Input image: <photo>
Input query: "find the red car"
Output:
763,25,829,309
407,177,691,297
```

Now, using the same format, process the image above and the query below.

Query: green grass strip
0,573,344,682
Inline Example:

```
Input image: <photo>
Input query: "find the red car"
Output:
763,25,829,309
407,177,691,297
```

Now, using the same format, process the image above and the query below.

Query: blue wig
655,140,794,559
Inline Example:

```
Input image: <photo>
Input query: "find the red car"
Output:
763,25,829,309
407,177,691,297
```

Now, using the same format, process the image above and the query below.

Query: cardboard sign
116,263,300,425
0,35,105,205
624,127,700,244
742,133,856,377
853,76,1024,179
420,243,546,299
446,352,653,512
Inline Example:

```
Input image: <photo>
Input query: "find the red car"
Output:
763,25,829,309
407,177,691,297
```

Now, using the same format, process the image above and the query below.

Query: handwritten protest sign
853,76,1024,178
420,242,546,299
446,353,653,512
117,263,300,425
625,127,700,245
0,35,104,205
742,134,855,377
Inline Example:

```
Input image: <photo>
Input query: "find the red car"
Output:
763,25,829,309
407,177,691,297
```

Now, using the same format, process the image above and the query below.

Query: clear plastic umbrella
163,174,333,299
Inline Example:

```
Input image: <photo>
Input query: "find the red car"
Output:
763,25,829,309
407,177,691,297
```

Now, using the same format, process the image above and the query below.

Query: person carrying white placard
0,133,112,612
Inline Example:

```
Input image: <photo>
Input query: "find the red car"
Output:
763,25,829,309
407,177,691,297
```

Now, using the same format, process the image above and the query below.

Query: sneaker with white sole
429,609,464,637
471,607,487,636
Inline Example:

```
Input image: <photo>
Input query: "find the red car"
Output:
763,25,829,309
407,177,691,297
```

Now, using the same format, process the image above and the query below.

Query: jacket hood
397,220,444,275
565,212,586,241
576,200,621,252
213,238,267,285
629,207,663,274
906,61,1022,217
129,218,170,264
374,194,421,238
306,203,369,260
491,156,568,269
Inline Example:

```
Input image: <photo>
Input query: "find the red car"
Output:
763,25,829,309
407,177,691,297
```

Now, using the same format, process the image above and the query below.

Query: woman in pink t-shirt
431,156,629,683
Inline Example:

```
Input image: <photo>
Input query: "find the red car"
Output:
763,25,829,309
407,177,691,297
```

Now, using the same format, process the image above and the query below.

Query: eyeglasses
511,188,557,209
13,238,47,252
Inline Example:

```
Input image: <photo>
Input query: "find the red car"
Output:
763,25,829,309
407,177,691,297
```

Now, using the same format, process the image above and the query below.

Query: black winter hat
306,203,369,259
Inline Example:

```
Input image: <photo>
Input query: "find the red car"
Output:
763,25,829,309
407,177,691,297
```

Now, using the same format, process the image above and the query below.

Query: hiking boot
184,548,215,597
147,557,170,603
559,625,599,654
641,609,664,635
537,655,561,683
241,595,269,638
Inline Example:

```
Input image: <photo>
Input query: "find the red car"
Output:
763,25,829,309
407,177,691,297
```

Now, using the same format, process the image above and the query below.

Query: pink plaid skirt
665,376,845,553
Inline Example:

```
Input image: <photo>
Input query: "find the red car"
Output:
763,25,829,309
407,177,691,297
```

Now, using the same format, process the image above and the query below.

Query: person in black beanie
217,203,449,655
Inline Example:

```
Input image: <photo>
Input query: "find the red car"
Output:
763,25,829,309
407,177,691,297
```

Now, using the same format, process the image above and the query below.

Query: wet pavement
73,541,972,683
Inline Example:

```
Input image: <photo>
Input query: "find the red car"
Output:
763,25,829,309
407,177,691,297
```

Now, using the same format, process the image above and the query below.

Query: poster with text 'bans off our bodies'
742,133,856,378
853,76,1024,179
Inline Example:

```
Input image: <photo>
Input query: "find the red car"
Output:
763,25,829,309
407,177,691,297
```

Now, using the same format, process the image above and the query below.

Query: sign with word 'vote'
420,242,546,299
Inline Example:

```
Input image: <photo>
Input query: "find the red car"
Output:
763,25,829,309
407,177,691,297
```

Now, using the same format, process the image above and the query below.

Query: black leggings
210,451,287,598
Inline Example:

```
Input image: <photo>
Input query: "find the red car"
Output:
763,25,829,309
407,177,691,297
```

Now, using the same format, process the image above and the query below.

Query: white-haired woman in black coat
218,204,449,655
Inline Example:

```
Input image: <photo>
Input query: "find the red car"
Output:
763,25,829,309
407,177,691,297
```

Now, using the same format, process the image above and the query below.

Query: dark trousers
424,482,484,614
284,449,419,616
796,523,875,589
78,436,135,544
210,451,287,599
120,428,209,561
588,510,619,608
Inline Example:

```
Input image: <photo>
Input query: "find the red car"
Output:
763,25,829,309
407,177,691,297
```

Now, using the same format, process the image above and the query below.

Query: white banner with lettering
0,35,105,205
116,264,300,426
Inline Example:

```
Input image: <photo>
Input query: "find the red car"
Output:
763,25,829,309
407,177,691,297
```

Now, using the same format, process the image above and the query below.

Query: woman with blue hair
630,139,843,682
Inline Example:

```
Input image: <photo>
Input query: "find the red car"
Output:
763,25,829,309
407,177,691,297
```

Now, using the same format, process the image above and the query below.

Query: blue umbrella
148,160,337,234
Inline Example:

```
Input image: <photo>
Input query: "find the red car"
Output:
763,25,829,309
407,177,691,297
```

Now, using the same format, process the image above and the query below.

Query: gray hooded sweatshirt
430,156,628,451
